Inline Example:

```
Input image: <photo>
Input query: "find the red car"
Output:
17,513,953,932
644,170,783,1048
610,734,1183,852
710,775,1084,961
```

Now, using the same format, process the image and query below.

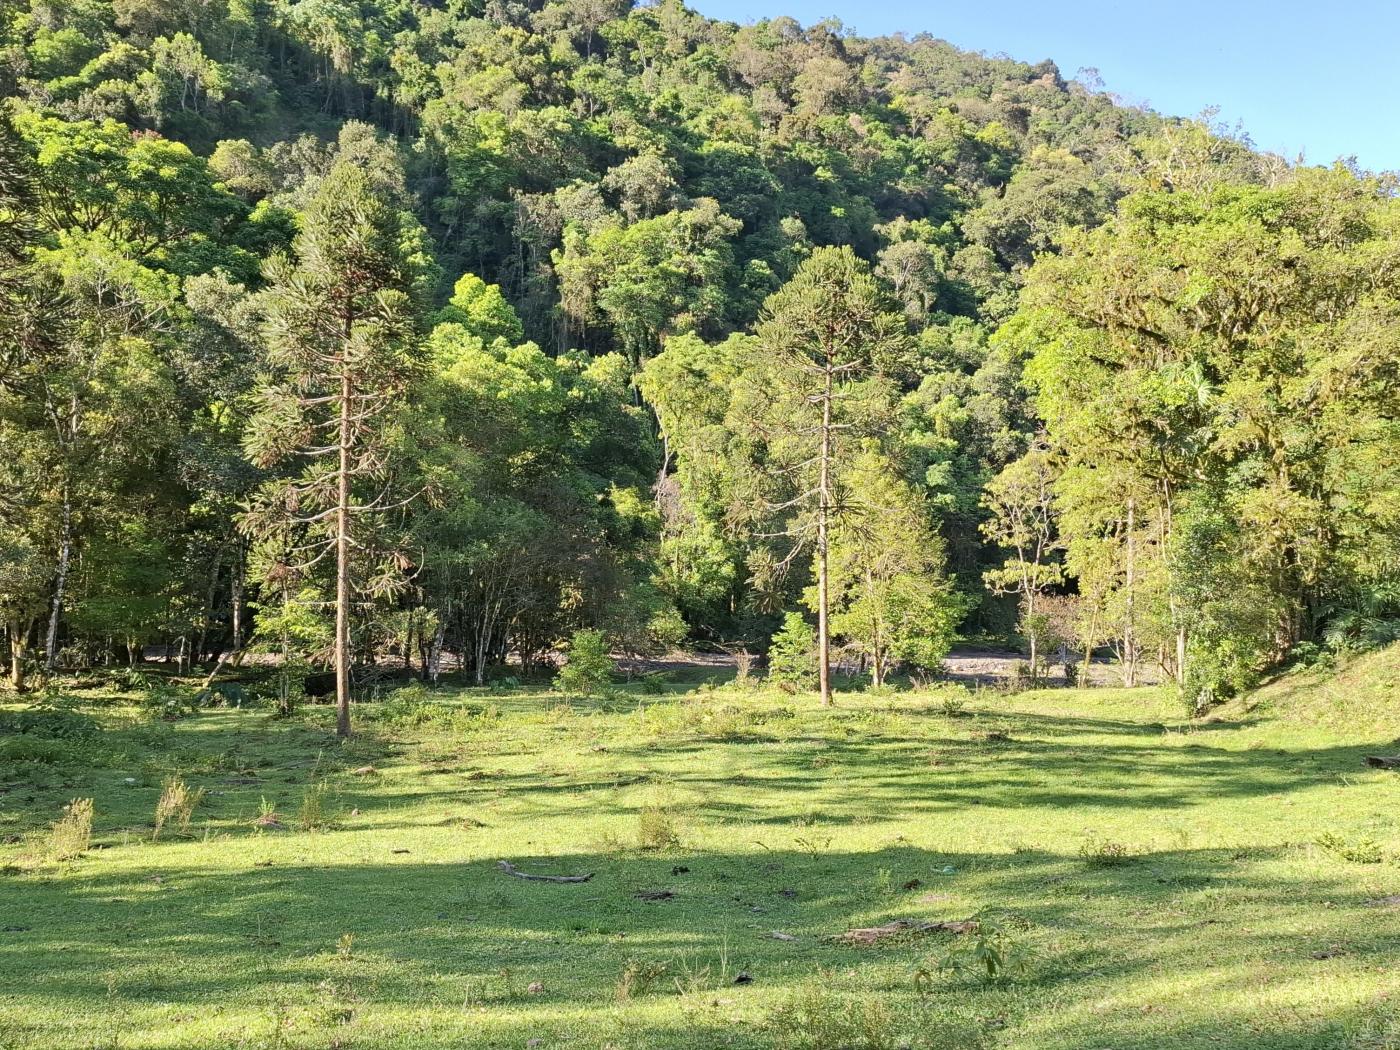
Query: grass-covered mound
1237,642,1400,734
2,673,1399,1049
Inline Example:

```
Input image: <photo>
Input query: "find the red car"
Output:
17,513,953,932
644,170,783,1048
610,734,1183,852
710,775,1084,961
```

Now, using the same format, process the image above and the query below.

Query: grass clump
637,799,681,849
1316,832,1385,864
299,781,334,832
614,958,670,1001
152,776,204,840
34,797,94,864
1078,836,1136,866
766,978,896,1050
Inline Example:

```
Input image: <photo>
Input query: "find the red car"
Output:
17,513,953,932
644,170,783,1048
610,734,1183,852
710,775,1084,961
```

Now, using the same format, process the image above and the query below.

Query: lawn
2,651,1399,1050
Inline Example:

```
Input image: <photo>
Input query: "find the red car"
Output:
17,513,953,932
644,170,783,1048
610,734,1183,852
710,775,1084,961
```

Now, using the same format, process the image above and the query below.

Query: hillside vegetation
1,0,1397,718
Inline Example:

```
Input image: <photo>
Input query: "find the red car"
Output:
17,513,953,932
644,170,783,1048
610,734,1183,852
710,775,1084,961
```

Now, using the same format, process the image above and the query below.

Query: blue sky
691,0,1400,173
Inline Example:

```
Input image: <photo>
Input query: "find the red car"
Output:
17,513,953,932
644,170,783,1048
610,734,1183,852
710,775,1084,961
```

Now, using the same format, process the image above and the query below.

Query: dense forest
2,0,1398,726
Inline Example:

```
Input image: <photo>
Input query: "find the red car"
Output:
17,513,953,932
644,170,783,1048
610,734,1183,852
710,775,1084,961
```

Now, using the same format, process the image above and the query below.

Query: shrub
140,683,200,721
1006,661,1034,692
615,958,669,1001
153,776,204,840
767,613,817,690
555,629,613,696
919,916,1030,985
733,649,757,686
378,682,437,726
637,670,670,695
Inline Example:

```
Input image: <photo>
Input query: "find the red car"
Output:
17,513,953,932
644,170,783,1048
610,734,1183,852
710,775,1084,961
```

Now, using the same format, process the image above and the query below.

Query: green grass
3,654,1400,1049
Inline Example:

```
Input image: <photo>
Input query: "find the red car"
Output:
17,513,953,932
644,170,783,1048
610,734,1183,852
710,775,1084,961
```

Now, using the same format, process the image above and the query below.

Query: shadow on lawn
2,841,1395,1049
3,699,1381,840
337,716,1381,833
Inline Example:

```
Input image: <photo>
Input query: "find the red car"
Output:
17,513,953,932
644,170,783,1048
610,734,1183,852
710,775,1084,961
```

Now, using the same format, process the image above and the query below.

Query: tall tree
981,439,1063,674
743,246,908,705
242,162,426,737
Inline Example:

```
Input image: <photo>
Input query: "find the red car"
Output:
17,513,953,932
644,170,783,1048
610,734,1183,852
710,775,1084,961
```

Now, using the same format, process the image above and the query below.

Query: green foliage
555,629,613,696
921,916,1031,984
636,799,680,850
1078,837,1136,867
0,0,1389,718
1315,833,1384,865
766,979,896,1050
767,612,817,690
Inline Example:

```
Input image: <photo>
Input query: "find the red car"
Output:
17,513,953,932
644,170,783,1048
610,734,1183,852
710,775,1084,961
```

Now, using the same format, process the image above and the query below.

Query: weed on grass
152,776,204,840
32,796,93,864
766,977,897,1050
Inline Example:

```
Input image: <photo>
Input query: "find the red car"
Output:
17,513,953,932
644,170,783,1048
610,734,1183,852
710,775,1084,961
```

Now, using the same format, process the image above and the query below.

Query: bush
139,683,200,721
378,681,437,725
919,916,1031,985
615,958,670,1001
555,629,613,696
637,670,670,695
767,613,817,690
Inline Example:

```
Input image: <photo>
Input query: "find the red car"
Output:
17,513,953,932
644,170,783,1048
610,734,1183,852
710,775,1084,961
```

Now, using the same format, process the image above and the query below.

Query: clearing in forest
2,651,1399,1049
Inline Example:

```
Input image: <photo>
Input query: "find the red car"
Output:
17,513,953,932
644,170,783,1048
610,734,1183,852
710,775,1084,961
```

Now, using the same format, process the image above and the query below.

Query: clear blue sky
691,0,1400,173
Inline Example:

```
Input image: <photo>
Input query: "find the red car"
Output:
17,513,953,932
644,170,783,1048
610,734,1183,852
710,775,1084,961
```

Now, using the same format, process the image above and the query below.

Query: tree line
1,0,1396,728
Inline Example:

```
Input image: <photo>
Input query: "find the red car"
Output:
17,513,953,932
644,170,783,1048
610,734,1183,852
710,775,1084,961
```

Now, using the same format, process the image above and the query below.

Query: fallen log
498,860,594,883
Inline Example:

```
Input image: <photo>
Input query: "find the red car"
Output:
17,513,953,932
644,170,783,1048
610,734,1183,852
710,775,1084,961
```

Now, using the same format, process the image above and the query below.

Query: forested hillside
2,0,1397,720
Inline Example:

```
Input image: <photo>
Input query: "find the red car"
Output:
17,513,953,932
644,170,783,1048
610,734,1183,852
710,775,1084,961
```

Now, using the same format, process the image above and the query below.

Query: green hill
1240,644,1400,736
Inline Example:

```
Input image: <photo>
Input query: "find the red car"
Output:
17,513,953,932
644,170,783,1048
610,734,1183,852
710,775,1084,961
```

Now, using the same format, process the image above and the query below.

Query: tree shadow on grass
2,840,1397,1049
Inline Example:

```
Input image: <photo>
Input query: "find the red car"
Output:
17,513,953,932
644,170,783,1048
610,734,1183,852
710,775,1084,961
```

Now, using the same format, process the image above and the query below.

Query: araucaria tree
242,163,426,737
743,247,908,705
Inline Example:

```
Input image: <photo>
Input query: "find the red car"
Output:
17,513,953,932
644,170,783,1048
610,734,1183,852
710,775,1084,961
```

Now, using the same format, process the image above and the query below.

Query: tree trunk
231,545,244,652
334,368,353,738
9,623,27,692
426,618,444,684
1123,498,1138,688
44,485,72,673
816,363,832,706
1176,626,1188,686
1029,633,1038,679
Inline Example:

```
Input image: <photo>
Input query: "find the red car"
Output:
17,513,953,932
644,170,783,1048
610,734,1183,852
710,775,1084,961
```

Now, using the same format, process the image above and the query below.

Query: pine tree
242,163,424,738
746,247,908,705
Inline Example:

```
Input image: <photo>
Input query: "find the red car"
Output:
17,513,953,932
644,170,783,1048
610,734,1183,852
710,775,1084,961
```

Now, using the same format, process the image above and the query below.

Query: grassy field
2,649,1400,1050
